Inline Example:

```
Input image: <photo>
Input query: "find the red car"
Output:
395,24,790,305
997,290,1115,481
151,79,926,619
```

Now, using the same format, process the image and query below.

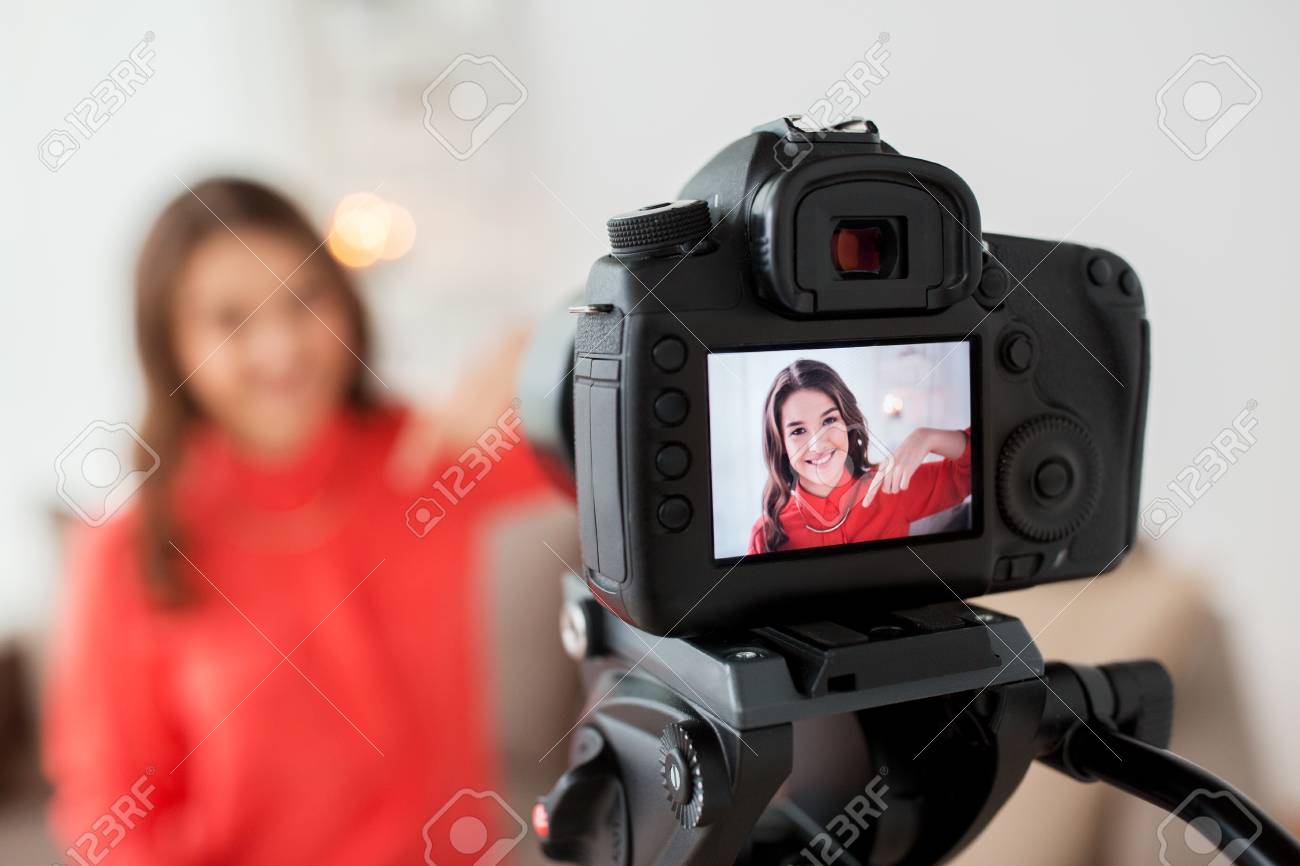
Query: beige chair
484,503,584,866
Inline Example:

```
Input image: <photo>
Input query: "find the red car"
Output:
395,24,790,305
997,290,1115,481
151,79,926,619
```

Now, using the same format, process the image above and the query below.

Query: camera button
653,390,689,426
657,496,692,531
591,359,620,381
1000,332,1036,374
1034,458,1073,500
656,444,690,479
1087,255,1113,286
1119,268,1141,295
976,265,1010,310
652,337,688,372
995,554,1043,581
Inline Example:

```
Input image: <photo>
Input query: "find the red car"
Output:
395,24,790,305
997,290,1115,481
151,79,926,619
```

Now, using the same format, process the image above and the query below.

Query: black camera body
570,118,1148,636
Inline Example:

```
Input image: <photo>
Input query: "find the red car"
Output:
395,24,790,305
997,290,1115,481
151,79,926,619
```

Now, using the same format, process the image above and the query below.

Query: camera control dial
607,200,711,256
997,415,1102,542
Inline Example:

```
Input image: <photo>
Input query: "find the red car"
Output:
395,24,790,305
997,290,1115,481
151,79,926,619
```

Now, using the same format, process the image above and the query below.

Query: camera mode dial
607,200,711,256
658,720,729,828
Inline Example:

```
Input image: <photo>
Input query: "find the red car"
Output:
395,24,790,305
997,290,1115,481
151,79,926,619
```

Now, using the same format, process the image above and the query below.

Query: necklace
802,508,851,533
793,471,872,534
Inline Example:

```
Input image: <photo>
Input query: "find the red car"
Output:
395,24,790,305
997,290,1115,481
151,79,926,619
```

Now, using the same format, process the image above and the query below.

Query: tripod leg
1038,661,1300,866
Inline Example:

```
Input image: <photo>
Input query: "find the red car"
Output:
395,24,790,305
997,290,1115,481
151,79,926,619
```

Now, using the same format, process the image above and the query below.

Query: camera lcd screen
707,341,974,560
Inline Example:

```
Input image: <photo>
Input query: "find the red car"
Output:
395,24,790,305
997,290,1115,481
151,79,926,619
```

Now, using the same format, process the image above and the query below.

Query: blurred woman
43,179,562,865
748,359,970,554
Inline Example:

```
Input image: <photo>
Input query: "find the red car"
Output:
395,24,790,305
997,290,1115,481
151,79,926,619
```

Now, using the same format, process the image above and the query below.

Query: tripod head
531,581,1296,866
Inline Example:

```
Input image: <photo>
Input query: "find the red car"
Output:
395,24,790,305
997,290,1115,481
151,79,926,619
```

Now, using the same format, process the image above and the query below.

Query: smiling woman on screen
748,359,971,555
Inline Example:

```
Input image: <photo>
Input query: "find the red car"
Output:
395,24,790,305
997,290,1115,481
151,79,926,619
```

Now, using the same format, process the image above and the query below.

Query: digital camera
562,117,1148,636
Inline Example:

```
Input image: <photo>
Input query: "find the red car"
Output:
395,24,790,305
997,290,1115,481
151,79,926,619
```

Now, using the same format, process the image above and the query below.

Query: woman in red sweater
748,359,970,555
43,179,561,865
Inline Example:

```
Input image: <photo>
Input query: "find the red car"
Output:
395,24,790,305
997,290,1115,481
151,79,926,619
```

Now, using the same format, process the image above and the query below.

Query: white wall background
5,0,1299,801
708,344,971,557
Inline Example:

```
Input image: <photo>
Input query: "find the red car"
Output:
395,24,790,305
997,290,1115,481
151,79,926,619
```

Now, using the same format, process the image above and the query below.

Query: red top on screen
747,432,972,555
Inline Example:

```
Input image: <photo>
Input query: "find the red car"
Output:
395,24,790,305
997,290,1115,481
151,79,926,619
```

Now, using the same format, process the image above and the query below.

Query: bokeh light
327,193,416,268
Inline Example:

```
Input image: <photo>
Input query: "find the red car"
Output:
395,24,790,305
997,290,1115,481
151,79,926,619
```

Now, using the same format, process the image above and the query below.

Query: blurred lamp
328,193,417,268
380,202,417,260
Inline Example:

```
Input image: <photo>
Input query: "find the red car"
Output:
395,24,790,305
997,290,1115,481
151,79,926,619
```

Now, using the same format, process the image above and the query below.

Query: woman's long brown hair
134,178,373,604
757,359,871,553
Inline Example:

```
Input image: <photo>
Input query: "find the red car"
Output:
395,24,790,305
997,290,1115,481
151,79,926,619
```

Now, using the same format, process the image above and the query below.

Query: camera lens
831,219,904,279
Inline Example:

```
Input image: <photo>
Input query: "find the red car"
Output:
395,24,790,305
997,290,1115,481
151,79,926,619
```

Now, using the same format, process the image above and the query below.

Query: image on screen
707,341,974,560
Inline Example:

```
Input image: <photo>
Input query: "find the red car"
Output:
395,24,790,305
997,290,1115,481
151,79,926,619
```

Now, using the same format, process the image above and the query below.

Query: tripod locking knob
536,726,629,865
658,720,730,829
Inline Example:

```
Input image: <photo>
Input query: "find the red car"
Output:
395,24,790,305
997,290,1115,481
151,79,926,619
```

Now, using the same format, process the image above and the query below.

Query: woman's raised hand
861,427,967,509
387,325,531,489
